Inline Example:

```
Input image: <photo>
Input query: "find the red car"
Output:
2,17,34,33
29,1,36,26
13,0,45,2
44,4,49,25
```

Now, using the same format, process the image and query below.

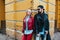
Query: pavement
0,32,60,40
0,33,14,40
0,34,7,40
51,32,60,40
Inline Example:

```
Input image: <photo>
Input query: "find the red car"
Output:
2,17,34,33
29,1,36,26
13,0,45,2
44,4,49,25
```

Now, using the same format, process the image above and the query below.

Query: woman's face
26,10,32,16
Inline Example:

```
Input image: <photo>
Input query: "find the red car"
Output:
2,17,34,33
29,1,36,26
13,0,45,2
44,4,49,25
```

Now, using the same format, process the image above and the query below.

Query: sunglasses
37,9,40,10
37,9,45,10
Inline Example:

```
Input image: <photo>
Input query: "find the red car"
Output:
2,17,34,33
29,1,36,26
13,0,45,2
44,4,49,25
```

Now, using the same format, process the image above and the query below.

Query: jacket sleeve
32,18,35,33
44,14,49,31
34,15,39,34
22,20,25,33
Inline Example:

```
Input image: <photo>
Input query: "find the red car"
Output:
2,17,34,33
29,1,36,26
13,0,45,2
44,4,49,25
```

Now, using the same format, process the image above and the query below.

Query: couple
22,5,51,40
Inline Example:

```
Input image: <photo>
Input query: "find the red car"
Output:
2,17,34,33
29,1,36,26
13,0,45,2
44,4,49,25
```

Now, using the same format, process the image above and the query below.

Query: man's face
37,7,43,13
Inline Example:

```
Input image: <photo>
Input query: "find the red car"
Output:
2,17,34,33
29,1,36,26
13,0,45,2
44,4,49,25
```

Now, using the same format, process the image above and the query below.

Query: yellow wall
5,0,15,38
15,0,32,10
5,0,14,4
48,0,55,37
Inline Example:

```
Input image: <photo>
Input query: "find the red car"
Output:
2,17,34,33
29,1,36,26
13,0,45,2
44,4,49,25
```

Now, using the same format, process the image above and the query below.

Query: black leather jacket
34,13,49,34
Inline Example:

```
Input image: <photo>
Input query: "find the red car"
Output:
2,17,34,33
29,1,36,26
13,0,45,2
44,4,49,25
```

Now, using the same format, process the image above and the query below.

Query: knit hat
38,5,45,10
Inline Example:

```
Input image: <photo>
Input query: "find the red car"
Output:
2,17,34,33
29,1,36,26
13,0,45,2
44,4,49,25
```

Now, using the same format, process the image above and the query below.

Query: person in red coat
22,9,34,40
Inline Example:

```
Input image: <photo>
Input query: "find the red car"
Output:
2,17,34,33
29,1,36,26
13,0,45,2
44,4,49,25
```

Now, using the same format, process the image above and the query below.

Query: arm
22,20,25,33
44,15,49,33
34,15,39,34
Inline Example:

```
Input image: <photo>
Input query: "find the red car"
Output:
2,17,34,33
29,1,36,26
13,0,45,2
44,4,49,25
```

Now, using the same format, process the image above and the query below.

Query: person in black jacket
34,5,51,40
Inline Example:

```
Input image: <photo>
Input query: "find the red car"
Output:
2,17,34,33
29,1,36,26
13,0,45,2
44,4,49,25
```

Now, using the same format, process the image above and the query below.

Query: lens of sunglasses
37,9,40,10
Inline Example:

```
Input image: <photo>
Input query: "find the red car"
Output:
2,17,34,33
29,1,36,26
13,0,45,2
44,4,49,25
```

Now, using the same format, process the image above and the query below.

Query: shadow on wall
0,20,6,34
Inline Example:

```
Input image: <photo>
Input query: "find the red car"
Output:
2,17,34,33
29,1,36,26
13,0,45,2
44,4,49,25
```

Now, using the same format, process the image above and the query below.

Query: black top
34,12,49,34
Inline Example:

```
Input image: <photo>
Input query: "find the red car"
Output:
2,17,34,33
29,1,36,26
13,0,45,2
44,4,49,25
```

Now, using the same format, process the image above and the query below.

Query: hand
37,34,40,37
45,31,48,34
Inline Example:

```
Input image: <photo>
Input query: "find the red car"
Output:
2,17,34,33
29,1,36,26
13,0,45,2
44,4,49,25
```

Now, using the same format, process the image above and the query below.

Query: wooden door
56,0,60,31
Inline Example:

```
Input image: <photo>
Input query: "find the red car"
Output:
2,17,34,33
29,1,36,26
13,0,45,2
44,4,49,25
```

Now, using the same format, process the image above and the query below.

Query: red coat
22,16,34,33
